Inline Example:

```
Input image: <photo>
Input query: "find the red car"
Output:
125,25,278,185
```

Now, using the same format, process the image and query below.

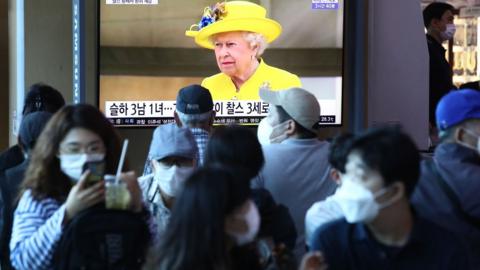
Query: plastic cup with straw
115,139,129,184
105,139,131,209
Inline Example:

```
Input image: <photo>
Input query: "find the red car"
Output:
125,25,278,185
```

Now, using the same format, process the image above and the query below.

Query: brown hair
20,104,127,202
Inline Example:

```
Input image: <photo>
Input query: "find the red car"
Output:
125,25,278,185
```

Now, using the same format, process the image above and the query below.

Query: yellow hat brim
185,18,282,49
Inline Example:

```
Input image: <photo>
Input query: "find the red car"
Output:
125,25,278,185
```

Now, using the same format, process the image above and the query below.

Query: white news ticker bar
104,100,269,118
106,0,158,4
105,99,340,124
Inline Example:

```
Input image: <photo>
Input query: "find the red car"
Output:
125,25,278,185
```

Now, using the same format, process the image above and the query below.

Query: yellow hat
185,1,282,49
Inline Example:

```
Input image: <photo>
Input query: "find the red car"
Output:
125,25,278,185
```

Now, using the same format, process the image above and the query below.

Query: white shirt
305,195,344,247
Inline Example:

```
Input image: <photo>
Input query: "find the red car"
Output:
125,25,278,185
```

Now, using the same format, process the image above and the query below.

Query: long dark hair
144,166,251,270
20,104,126,202
205,125,264,179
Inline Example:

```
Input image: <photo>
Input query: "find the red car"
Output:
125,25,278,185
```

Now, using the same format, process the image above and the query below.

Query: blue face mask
440,23,456,41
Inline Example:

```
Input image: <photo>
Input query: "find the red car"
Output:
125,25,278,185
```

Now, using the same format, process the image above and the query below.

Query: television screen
99,0,344,127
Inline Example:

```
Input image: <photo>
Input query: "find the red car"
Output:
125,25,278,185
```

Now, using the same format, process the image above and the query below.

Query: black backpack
54,207,151,270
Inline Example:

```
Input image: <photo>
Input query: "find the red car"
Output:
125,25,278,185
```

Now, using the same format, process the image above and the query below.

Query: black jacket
0,159,29,270
412,143,480,268
0,145,24,174
426,34,455,123
252,188,297,250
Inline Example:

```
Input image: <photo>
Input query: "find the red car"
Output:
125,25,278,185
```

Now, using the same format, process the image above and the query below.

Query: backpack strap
426,160,480,228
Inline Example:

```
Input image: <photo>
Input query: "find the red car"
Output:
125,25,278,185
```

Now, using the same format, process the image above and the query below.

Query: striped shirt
189,127,209,166
10,190,66,270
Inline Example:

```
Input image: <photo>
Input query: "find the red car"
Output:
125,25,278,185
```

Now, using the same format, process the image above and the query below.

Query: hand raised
64,170,105,222
121,171,143,212
299,251,328,270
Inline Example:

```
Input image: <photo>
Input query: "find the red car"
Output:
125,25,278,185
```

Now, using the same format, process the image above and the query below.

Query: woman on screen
185,1,301,101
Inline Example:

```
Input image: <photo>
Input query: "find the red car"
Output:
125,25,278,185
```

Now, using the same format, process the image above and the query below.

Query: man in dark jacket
412,89,480,268
423,3,456,129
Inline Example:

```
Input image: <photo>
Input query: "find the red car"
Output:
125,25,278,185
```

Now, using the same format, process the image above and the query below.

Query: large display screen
99,0,344,126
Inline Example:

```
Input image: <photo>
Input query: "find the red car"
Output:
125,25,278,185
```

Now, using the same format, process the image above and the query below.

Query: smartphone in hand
82,161,105,185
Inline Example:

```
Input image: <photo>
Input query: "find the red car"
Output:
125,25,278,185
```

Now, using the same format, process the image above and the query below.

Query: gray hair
176,110,213,126
439,119,480,142
242,32,268,58
210,31,268,58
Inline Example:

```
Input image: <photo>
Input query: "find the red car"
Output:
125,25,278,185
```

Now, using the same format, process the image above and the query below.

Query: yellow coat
201,59,302,100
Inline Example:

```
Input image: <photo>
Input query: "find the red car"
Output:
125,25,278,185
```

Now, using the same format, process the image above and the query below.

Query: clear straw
115,139,129,184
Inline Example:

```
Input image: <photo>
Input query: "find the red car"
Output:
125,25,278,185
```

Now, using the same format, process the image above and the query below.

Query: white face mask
440,23,456,41
154,165,194,197
257,118,291,145
227,200,261,246
459,128,480,154
257,118,273,145
332,178,398,223
59,153,105,182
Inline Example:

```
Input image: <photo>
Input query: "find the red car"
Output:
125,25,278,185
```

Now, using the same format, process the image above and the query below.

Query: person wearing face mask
253,87,337,262
412,89,480,268
143,166,263,270
138,123,198,239
304,133,354,248
423,3,457,141
204,126,298,268
143,85,214,175
310,127,471,270
9,105,145,270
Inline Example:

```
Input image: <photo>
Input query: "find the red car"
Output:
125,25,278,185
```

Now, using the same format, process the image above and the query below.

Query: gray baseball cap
150,123,198,161
259,87,321,133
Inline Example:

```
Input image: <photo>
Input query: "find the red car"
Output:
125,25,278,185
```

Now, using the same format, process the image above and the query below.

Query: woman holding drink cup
9,104,143,270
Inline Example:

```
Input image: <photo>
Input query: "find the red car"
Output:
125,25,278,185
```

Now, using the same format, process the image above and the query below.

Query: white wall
0,0,8,149
8,0,98,146
368,0,430,150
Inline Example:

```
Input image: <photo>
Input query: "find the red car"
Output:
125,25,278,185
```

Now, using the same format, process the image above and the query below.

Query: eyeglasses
59,142,106,155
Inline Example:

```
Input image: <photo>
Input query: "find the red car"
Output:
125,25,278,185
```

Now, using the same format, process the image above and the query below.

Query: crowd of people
0,80,479,270
0,1,478,269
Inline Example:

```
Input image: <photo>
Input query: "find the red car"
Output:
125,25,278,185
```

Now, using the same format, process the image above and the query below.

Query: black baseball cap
176,84,213,114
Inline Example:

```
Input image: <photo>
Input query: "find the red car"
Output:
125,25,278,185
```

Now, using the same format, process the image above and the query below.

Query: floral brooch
190,2,227,31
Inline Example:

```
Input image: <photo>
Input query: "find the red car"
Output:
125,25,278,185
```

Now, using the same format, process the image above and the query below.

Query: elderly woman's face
213,32,257,78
